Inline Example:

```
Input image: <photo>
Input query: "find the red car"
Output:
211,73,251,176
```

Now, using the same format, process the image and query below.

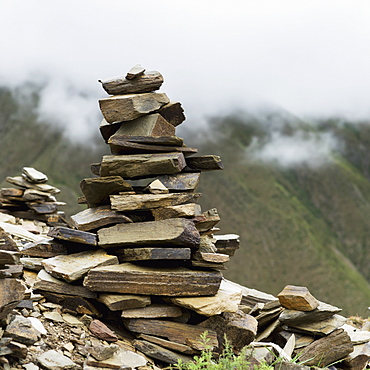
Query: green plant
171,331,252,370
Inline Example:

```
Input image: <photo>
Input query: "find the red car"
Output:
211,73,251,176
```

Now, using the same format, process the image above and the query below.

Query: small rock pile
0,167,67,226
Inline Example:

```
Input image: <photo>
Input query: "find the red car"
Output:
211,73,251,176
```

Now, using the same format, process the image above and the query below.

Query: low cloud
247,131,339,168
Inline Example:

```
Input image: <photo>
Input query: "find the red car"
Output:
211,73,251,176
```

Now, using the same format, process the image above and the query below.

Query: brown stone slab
22,188,50,201
133,339,193,364
97,218,200,249
110,193,200,212
298,329,353,367
193,208,220,232
98,293,151,311
109,140,197,156
169,280,242,316
0,264,23,278
193,252,230,264
214,234,240,256
158,101,186,127
111,113,175,137
20,239,68,258
126,64,145,80
99,119,122,142
47,226,97,246
99,92,169,123
80,176,133,208
71,205,132,232
100,152,186,179
99,71,163,95
190,260,227,270
124,319,218,350
277,285,319,311
89,319,118,342
152,204,201,221
137,334,198,355
279,301,342,326
83,263,222,296
121,304,183,319
34,269,97,299
111,134,184,146
42,249,119,283
115,247,191,262
38,291,101,317
185,155,224,171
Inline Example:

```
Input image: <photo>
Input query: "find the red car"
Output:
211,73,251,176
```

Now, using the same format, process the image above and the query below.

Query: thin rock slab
80,176,133,207
42,249,118,283
137,334,198,355
99,71,164,95
121,304,183,319
115,247,191,262
83,263,222,296
22,167,48,183
124,318,218,351
98,293,151,311
110,192,201,212
109,139,197,155
97,218,200,249
152,204,201,221
4,315,39,345
198,311,258,353
279,301,342,326
133,339,193,365
286,314,347,336
277,285,319,311
34,269,97,299
99,92,170,123
214,234,240,256
169,279,242,316
158,101,186,127
71,205,132,232
156,172,201,192
298,328,354,367
194,208,221,232
185,155,224,171
39,291,100,317
47,226,97,246
99,152,186,178
126,64,145,79
20,239,68,258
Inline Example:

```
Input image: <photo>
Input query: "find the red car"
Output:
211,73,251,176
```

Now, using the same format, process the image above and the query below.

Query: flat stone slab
98,218,200,249
98,293,151,311
169,279,242,316
100,152,186,179
99,92,169,123
42,249,118,282
47,227,97,246
34,269,97,299
121,304,183,319
84,263,222,296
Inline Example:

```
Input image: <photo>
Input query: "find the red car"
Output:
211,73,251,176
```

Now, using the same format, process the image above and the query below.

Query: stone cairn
1,66,369,369
0,167,66,226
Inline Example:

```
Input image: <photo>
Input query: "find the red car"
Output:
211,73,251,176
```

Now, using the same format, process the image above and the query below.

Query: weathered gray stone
38,350,76,370
4,315,39,345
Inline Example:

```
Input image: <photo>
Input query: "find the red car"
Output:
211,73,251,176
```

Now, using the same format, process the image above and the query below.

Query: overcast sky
1,1,370,161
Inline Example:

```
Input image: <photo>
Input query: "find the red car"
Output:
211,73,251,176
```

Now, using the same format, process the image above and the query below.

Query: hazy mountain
2,85,370,315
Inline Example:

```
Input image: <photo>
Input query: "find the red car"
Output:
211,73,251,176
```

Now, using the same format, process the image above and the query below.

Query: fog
1,0,370,164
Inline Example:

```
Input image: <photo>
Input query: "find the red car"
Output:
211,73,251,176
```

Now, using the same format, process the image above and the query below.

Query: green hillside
2,85,370,315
